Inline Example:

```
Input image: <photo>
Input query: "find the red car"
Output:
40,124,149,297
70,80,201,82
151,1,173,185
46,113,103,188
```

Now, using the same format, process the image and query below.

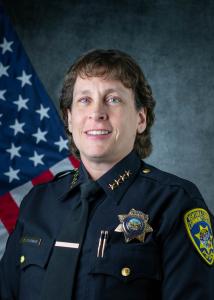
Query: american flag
0,5,79,258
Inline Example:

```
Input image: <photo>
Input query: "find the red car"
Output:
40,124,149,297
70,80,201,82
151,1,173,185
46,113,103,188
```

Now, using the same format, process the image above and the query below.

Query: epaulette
53,169,77,181
140,161,203,200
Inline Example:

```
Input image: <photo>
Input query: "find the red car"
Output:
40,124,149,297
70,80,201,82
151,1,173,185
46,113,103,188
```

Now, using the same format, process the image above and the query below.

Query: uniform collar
60,150,141,203
59,161,91,202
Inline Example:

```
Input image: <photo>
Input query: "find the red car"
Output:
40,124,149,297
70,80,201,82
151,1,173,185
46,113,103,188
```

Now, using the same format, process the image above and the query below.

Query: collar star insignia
71,169,79,187
108,170,132,191
115,208,153,243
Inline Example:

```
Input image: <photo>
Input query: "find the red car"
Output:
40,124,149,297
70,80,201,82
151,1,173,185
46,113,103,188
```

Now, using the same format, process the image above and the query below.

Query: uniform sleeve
161,196,214,299
0,221,22,300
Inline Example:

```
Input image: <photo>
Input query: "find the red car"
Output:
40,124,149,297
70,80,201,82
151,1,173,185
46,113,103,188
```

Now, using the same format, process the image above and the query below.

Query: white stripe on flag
0,221,9,259
10,181,33,207
50,157,74,175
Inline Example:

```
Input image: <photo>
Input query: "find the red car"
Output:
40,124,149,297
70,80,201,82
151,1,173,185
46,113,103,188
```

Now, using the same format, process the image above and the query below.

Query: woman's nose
89,111,107,121
88,102,108,121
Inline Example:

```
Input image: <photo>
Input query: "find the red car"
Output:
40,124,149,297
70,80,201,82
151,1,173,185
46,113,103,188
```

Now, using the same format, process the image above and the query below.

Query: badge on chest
115,208,153,243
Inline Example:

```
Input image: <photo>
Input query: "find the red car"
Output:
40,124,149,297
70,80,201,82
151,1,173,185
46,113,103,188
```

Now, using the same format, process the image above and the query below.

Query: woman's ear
67,109,72,133
137,108,147,134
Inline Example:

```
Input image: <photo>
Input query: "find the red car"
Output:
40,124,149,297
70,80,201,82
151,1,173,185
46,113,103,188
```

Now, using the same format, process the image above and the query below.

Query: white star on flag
16,70,32,87
29,151,45,167
9,119,25,135
6,143,21,159
0,89,6,101
4,166,20,183
54,136,69,152
36,104,50,120
0,37,13,54
32,128,48,143
13,95,29,111
0,62,9,77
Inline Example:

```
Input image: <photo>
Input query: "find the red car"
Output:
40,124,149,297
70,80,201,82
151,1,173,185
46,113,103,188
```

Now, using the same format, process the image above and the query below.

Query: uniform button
121,267,131,277
142,168,151,174
20,255,25,264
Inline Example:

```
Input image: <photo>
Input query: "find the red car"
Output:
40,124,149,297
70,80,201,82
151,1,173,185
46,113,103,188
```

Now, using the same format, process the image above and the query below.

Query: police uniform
0,150,214,299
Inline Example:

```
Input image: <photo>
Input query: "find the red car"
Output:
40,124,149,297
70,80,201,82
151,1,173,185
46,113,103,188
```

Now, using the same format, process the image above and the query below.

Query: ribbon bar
55,241,79,249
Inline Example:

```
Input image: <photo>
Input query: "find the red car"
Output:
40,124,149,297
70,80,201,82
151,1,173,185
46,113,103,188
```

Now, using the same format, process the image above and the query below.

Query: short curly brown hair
60,49,155,159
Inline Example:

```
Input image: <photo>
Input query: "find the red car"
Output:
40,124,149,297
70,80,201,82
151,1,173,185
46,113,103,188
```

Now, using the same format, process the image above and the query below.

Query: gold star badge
115,208,153,243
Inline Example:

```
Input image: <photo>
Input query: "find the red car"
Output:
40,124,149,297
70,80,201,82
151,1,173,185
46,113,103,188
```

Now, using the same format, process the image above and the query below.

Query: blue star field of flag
0,5,70,196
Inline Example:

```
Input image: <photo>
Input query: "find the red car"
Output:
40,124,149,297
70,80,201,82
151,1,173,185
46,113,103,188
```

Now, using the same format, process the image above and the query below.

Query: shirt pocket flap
90,243,161,282
19,237,54,270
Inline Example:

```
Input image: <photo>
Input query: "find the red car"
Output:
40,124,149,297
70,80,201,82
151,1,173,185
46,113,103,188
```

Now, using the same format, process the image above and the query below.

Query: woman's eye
107,97,121,104
79,97,90,104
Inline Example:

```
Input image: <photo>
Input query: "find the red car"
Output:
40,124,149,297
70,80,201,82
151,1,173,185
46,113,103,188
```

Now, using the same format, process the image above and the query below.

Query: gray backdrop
3,0,214,212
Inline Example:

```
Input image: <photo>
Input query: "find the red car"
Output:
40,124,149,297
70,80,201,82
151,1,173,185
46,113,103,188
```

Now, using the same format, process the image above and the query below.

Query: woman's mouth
85,130,112,136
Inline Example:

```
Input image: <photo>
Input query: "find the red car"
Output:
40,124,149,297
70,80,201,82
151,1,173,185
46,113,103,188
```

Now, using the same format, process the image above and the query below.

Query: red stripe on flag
0,193,19,233
32,170,54,185
69,155,80,169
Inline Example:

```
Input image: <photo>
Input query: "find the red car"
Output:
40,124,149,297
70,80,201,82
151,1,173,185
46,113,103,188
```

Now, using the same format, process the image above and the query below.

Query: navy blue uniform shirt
0,150,214,299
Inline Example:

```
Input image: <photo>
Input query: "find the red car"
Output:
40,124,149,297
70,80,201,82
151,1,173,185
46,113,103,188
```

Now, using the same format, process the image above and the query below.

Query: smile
85,130,111,136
